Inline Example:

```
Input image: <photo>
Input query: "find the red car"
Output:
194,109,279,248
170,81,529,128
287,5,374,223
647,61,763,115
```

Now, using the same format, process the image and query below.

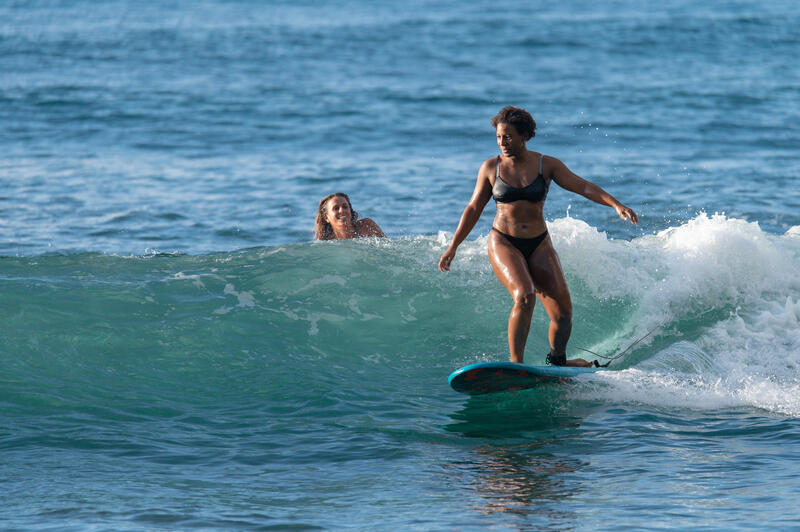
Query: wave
2,213,799,417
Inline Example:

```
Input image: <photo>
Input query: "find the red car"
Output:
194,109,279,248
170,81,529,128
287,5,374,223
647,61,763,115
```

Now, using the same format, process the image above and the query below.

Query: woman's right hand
438,247,456,271
614,202,639,225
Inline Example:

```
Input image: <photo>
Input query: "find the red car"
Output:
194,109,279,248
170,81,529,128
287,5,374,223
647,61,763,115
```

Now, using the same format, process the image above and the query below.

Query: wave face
3,214,799,412
3,214,800,529
4,214,800,419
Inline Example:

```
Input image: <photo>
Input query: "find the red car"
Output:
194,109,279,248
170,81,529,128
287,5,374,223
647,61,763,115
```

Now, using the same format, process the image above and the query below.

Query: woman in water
438,106,638,367
315,192,385,240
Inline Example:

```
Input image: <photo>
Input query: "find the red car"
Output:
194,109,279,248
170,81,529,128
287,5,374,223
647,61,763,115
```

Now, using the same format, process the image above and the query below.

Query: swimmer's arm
439,161,493,271
550,157,638,225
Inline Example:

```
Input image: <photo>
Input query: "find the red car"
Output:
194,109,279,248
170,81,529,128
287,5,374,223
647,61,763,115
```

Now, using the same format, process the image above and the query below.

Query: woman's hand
615,203,638,225
438,247,456,271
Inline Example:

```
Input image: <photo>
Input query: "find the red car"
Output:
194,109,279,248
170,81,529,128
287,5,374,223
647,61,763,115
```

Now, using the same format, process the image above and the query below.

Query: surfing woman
438,106,638,367
315,192,385,240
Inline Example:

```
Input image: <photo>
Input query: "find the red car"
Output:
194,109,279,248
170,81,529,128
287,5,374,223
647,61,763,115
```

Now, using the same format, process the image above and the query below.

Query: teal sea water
3,0,800,530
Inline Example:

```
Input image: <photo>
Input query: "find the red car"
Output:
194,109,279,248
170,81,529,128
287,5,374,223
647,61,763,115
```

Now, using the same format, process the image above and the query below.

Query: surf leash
572,320,665,368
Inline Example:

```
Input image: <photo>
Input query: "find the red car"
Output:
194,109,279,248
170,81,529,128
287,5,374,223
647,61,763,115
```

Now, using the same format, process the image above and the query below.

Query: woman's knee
513,292,536,311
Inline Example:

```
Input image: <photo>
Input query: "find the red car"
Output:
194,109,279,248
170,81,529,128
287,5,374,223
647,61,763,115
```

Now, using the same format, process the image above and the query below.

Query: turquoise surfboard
449,361,601,395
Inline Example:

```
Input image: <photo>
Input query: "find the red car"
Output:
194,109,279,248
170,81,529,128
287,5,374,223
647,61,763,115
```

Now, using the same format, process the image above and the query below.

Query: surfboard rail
448,361,600,395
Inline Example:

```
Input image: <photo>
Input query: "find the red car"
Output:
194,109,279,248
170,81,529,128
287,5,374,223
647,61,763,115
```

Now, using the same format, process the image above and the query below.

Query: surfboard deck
448,361,601,395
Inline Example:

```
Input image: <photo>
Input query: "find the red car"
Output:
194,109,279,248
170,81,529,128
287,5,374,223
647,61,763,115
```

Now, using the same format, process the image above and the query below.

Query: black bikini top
492,155,549,204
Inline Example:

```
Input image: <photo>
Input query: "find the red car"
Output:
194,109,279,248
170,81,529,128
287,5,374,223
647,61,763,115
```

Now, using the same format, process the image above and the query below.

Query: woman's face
496,122,526,157
325,195,353,227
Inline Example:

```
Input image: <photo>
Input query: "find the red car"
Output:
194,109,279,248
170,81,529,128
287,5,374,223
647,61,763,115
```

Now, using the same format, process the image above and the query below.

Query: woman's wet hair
315,192,359,240
491,106,536,140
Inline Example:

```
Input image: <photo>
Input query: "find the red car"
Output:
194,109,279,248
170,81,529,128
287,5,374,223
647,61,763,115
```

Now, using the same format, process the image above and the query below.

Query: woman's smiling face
325,195,353,227
496,122,526,157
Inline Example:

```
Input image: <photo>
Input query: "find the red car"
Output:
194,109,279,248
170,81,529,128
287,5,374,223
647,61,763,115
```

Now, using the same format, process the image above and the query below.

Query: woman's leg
488,231,536,363
529,239,592,367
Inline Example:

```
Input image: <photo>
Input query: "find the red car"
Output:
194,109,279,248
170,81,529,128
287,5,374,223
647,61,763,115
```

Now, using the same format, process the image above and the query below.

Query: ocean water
2,0,800,530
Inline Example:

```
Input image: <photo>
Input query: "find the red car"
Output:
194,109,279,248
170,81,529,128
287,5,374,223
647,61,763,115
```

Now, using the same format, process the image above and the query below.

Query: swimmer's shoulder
356,218,385,238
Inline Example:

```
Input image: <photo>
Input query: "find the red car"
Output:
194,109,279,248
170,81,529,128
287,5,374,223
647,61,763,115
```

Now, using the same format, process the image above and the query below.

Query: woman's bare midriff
493,202,548,237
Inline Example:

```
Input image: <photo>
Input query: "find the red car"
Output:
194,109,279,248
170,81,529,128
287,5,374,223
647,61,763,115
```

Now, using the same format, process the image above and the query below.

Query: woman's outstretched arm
549,157,638,225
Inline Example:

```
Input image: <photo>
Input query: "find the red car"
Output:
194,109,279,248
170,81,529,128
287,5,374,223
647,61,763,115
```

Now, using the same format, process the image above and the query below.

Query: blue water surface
2,0,800,530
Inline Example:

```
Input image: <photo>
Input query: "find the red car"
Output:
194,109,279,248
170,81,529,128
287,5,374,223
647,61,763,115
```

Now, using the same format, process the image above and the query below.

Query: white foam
786,225,800,238
223,283,255,308
581,355,800,417
555,213,800,416
297,274,348,291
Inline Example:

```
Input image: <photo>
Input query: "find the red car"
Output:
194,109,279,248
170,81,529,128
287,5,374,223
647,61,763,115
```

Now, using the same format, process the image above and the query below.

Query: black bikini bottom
491,227,548,261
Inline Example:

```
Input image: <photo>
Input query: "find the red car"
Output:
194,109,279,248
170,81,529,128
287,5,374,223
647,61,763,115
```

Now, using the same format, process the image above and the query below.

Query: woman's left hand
438,247,456,271
615,203,638,225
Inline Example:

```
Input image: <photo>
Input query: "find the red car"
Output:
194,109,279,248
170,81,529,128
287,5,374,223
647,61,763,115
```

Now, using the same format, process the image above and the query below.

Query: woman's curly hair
490,106,536,140
315,192,359,240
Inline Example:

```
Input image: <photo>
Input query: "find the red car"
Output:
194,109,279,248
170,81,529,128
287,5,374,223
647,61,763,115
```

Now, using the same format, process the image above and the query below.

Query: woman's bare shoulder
481,155,499,169
541,154,567,176
540,153,565,166
356,218,385,237
478,156,499,180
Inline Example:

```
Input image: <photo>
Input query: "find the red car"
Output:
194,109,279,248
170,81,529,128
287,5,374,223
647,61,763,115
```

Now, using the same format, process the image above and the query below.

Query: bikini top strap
539,154,543,176
496,156,501,179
